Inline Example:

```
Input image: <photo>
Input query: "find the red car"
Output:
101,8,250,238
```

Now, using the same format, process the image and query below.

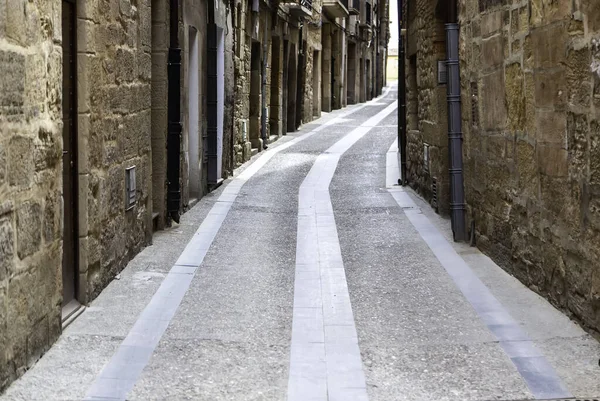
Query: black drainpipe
397,0,407,185
167,0,182,223
446,0,467,241
208,0,219,184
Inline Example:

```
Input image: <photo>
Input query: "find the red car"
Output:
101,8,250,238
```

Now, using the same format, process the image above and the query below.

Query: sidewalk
2,86,600,401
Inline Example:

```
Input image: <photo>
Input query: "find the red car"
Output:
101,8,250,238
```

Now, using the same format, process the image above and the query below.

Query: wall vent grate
125,166,136,210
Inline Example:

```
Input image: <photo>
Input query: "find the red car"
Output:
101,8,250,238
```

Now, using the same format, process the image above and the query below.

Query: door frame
61,0,81,321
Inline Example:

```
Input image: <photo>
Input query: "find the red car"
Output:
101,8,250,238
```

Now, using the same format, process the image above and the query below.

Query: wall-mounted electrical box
125,166,136,210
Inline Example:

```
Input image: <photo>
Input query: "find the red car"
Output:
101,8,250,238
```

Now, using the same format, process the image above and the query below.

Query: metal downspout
446,0,467,241
167,0,182,223
397,0,407,185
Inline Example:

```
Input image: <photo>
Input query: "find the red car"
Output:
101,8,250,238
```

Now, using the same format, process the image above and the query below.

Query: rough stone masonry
0,0,64,391
0,0,154,392
406,0,600,336
461,0,600,337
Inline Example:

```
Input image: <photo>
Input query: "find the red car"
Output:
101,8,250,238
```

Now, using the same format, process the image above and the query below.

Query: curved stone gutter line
385,140,572,400
82,94,377,401
288,92,398,401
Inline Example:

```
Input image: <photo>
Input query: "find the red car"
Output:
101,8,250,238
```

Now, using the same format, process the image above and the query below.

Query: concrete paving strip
385,141,572,400
82,99,380,401
288,99,398,401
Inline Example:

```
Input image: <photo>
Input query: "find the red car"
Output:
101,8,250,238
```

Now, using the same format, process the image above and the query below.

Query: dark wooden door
62,0,78,306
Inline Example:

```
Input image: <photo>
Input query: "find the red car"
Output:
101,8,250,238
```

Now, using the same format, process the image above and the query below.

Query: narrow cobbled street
3,86,600,401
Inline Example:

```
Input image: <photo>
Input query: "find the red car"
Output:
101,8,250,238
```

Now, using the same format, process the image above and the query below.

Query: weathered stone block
537,145,568,177
0,144,5,186
481,70,507,130
78,174,89,237
583,0,600,32
139,5,151,48
530,0,572,27
567,112,588,181
564,250,592,300
16,201,42,259
566,45,592,108
115,48,136,83
590,120,600,185
0,217,14,281
77,19,96,54
43,194,58,244
6,0,26,45
536,110,566,146
0,51,25,114
505,63,525,131
481,10,504,37
7,273,30,344
138,52,151,81
100,166,125,217
8,136,34,187
540,176,581,233
34,127,61,173
534,68,566,109
524,72,536,137
530,23,568,69
119,0,133,17
26,315,48,368
77,54,92,114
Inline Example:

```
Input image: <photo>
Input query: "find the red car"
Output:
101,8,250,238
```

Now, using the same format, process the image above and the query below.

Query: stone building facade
402,0,600,335
0,0,388,393
0,0,64,390
0,0,156,390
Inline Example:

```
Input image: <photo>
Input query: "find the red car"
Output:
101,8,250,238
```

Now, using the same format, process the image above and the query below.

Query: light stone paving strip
83,103,374,401
288,99,398,401
385,141,572,400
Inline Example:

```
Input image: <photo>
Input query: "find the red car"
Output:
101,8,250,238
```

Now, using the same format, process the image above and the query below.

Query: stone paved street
2,86,600,401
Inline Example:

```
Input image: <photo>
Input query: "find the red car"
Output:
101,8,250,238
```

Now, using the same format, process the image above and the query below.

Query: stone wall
83,0,153,299
306,6,322,121
233,1,251,165
458,0,600,334
0,0,64,391
405,0,450,214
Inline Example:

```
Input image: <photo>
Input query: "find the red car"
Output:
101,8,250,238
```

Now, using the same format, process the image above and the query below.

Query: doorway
188,27,200,199
287,43,298,133
359,57,365,102
270,37,281,137
347,43,356,104
330,55,335,109
366,59,372,100
312,50,320,117
250,41,261,148
216,26,225,181
282,40,289,135
61,0,79,310
295,41,307,129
